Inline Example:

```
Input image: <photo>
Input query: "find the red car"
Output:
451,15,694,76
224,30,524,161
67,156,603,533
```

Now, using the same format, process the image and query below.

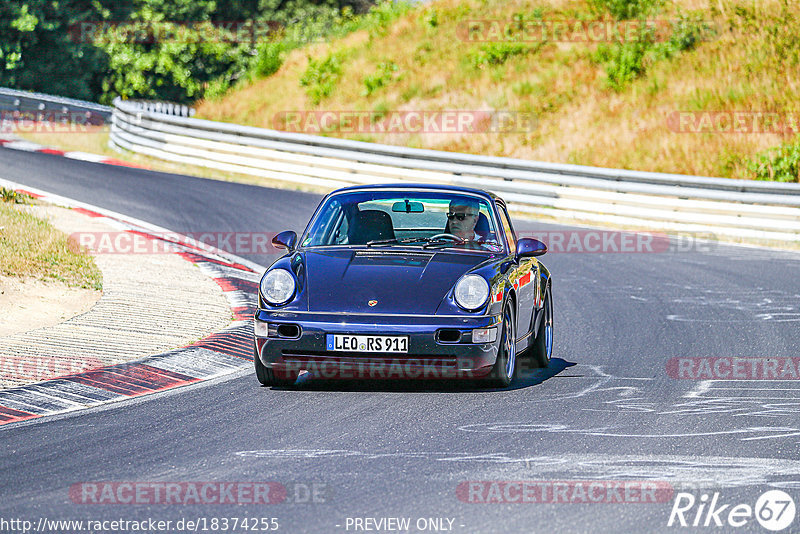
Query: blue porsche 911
253,184,553,387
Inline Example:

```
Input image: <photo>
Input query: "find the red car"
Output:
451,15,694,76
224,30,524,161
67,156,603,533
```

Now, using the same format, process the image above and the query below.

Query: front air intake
269,323,301,339
436,329,462,343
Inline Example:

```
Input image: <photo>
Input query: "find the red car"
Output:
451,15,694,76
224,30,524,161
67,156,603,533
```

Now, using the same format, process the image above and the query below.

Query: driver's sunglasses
446,212,477,221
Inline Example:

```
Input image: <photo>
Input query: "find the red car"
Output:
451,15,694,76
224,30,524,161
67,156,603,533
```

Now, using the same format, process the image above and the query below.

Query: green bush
356,0,414,38
748,140,800,182
650,14,714,61
594,37,652,91
203,77,232,101
280,5,356,46
469,42,531,68
588,0,663,20
0,187,31,204
255,41,287,77
425,9,439,29
512,80,537,97
592,15,709,91
300,53,344,104
362,61,398,96
247,1,412,85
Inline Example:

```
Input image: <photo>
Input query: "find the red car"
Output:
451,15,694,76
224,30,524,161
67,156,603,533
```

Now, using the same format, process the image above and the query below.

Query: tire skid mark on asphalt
555,275,800,322
458,422,800,441
233,449,800,490
486,365,800,442
0,182,264,427
672,379,800,418
586,374,800,420
518,364,653,402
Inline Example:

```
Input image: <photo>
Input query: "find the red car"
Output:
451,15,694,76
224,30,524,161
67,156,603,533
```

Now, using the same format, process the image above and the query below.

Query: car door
497,205,537,345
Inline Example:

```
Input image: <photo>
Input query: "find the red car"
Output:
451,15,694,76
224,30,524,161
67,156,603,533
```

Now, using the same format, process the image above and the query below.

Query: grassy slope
0,196,102,290
196,0,800,180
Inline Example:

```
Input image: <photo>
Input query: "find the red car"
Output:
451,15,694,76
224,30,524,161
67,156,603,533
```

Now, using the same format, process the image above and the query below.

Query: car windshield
301,190,504,252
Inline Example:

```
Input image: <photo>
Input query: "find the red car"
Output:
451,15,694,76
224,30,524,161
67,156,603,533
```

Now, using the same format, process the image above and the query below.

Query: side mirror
272,230,297,251
516,238,547,258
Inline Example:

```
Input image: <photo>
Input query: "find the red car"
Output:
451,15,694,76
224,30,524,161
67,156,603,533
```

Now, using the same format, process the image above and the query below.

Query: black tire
483,300,516,388
254,344,294,387
531,285,553,368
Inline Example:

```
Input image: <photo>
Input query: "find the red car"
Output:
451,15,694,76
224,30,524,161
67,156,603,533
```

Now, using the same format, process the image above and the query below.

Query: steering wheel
429,233,466,242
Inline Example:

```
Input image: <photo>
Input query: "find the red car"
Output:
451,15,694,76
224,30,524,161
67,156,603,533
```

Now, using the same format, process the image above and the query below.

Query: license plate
326,334,409,353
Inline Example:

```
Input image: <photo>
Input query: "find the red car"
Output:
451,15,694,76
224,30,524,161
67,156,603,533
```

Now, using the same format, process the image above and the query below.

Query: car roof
330,183,503,204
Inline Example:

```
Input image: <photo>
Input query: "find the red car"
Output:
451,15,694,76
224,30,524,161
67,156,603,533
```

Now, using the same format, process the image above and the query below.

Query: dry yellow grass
0,197,102,290
16,129,113,156
196,0,800,180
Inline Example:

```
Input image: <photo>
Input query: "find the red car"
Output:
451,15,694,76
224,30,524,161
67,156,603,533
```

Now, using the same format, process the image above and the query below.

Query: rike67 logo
668,490,796,531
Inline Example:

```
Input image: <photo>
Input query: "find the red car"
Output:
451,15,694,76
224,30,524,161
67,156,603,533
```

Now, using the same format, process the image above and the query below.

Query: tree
0,0,378,103
0,1,130,100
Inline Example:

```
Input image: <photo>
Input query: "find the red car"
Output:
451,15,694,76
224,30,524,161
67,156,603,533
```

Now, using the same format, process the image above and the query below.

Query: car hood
304,248,488,314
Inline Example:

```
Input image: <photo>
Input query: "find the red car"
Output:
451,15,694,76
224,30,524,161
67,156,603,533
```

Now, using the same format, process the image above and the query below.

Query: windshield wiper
422,237,467,249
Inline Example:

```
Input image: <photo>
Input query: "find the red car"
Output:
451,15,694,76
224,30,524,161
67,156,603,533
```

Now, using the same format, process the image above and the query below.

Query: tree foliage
0,0,375,103
0,0,129,100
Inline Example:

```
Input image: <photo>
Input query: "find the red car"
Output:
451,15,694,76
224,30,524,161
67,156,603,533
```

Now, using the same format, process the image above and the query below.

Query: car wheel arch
502,287,518,343
503,286,517,315
535,277,551,327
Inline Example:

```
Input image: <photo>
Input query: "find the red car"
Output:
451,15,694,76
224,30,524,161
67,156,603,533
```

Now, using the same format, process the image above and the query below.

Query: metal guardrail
110,98,800,242
35,96,768,242
0,87,112,125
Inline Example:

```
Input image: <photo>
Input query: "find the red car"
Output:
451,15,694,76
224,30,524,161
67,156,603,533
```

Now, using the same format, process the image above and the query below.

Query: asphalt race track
2,146,800,533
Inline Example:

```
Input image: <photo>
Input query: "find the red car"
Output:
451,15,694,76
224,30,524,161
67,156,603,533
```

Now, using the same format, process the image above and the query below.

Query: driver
446,198,481,241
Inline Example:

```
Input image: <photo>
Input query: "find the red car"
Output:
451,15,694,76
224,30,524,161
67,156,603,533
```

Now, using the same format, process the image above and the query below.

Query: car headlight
454,275,490,311
260,269,296,306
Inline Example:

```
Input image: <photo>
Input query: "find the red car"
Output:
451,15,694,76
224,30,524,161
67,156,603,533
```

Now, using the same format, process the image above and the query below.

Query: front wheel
483,300,516,388
254,344,294,387
531,285,553,368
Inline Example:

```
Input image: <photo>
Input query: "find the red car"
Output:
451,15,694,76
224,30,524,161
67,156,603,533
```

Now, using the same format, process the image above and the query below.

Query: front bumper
254,310,502,380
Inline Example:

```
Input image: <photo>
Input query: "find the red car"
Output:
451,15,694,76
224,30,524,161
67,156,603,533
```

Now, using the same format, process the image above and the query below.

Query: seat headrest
348,209,396,244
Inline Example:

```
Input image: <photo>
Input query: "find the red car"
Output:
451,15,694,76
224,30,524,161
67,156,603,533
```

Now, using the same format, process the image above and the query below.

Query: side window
498,206,516,251
303,199,341,246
